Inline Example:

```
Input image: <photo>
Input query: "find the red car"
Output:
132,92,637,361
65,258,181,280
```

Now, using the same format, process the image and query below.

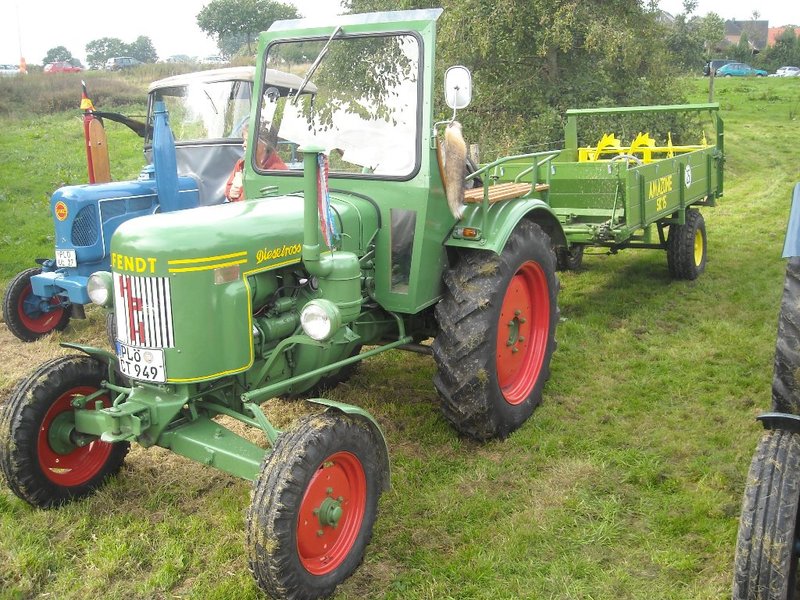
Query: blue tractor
3,67,306,342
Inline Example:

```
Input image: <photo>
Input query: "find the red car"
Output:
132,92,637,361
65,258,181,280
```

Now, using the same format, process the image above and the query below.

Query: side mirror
444,66,472,110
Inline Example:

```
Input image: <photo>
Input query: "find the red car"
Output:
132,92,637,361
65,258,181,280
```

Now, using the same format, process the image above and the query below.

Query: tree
698,13,726,59
344,0,688,158
42,46,75,65
85,37,128,69
197,0,299,56
734,32,753,62
127,36,158,63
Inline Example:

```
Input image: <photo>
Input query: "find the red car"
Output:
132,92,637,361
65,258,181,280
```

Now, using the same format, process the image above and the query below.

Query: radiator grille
71,205,99,246
113,274,175,348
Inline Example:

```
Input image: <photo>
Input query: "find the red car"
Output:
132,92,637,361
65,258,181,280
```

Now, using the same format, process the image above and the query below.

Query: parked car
199,55,227,65
703,59,734,76
716,62,768,77
105,56,141,71
0,63,21,76
775,66,800,77
43,61,83,74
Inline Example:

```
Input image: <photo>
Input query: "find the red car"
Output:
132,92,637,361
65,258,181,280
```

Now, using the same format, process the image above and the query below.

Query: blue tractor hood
783,183,800,258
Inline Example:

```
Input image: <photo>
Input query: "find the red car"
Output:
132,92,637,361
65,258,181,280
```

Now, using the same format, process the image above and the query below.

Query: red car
43,61,83,73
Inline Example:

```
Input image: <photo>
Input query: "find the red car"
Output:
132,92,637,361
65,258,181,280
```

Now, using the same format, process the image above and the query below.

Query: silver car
775,66,800,77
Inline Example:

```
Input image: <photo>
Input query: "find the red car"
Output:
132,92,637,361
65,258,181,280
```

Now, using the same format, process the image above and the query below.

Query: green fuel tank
109,193,378,383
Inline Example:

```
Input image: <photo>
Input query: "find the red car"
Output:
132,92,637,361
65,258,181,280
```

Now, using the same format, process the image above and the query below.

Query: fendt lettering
111,252,157,274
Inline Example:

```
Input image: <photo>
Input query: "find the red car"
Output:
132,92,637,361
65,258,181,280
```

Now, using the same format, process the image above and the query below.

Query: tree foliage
344,0,689,157
197,0,299,57
42,46,77,66
85,36,158,69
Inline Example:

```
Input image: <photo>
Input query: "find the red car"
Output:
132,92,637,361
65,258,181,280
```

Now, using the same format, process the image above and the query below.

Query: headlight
300,299,341,341
87,271,113,307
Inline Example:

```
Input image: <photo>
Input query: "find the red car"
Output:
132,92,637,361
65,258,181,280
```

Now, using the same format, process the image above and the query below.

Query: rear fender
445,198,566,255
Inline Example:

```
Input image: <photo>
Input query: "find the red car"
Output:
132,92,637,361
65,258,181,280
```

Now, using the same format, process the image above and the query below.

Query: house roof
724,20,769,50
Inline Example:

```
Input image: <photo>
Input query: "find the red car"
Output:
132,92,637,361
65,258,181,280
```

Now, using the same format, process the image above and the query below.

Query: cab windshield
259,33,420,177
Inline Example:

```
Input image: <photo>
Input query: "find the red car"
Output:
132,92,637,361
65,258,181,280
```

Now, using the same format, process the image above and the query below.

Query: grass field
0,75,799,599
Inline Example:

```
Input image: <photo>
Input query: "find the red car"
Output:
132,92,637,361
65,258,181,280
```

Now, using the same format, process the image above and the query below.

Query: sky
0,0,345,66
0,1,796,67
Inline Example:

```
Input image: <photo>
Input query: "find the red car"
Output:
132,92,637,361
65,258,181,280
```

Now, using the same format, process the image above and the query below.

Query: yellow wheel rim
693,230,704,266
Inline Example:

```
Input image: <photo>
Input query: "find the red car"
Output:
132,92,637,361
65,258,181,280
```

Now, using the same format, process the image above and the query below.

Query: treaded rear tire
432,220,559,440
733,428,800,599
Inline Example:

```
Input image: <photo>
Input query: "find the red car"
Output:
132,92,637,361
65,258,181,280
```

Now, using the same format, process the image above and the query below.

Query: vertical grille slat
113,274,174,348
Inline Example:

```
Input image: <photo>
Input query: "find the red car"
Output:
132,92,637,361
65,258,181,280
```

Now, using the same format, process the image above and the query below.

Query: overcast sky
0,1,796,67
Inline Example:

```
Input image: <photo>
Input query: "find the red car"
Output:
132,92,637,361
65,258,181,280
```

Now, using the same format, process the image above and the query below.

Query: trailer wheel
3,267,72,342
433,220,559,440
733,428,800,598
246,412,384,599
667,209,707,280
557,244,584,271
0,355,129,508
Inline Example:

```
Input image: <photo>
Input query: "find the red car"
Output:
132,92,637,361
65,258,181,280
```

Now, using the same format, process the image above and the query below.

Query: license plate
55,249,77,268
117,342,166,383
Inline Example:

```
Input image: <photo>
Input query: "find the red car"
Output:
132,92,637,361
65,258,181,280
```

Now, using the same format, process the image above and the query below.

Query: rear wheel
733,428,800,599
246,412,384,599
667,209,707,280
3,267,72,342
0,355,129,507
433,220,559,440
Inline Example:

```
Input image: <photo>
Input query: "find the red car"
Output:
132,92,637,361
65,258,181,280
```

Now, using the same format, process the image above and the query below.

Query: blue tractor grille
71,205,100,246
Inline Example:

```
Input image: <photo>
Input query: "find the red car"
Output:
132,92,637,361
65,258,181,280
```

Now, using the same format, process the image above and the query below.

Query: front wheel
433,220,559,440
667,208,707,280
246,412,385,599
557,244,585,271
733,428,800,598
0,355,129,507
2,267,72,342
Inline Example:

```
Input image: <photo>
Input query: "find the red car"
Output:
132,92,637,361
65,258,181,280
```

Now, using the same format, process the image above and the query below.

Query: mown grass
0,75,799,599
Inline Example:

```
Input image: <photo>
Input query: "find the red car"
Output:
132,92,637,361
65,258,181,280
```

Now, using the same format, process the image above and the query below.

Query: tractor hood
110,192,379,279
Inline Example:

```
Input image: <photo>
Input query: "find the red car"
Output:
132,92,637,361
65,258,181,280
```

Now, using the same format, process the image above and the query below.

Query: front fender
305,398,391,490
445,198,565,255
782,183,800,258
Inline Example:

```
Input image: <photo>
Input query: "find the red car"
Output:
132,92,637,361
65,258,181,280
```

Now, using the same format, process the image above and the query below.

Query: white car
0,63,21,77
775,66,800,77
199,55,227,65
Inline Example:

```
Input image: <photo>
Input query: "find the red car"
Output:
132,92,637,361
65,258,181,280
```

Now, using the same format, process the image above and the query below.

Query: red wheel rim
37,386,113,486
18,283,66,334
495,261,550,405
296,451,367,575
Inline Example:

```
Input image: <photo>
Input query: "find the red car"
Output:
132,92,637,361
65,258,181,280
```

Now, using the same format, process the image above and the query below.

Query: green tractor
0,8,723,599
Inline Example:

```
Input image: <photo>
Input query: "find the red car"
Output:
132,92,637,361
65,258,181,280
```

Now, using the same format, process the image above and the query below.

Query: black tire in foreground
772,257,800,415
666,208,707,280
556,244,584,271
2,267,72,342
246,412,386,600
733,428,800,599
0,355,129,508
432,219,559,440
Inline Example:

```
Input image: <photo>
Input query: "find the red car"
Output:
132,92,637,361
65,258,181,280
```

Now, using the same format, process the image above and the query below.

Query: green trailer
455,103,724,278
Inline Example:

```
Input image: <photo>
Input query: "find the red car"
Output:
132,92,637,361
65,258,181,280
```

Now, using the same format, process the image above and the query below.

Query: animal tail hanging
443,121,467,219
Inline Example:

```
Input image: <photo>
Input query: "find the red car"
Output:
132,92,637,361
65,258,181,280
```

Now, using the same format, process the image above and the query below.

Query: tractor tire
772,257,800,414
0,355,129,508
106,311,117,349
733,428,800,599
3,267,72,342
557,244,584,271
246,412,384,600
432,220,559,440
667,208,707,280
